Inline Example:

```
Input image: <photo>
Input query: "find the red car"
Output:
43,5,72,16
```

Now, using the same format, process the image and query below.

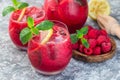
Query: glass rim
10,6,46,24
50,20,69,32
30,20,70,45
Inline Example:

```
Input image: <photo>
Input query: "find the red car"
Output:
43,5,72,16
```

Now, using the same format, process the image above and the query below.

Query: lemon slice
40,29,53,44
89,0,110,20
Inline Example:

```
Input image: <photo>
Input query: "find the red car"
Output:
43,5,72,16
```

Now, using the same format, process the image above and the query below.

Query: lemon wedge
40,29,53,44
89,0,110,20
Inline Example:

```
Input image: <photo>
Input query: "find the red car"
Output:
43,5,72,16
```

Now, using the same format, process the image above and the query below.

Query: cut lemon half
89,0,110,20
40,29,53,44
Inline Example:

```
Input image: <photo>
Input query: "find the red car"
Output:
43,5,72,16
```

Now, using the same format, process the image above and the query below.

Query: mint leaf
31,28,39,35
27,17,34,28
80,26,88,35
17,2,29,9
20,27,32,44
2,6,16,16
76,30,83,38
2,0,29,17
12,0,20,7
81,38,89,48
36,20,54,30
70,34,79,44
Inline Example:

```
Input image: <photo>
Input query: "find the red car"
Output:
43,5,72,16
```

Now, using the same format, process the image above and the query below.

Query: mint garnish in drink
70,26,89,48
20,17,54,44
36,20,54,30
2,0,29,16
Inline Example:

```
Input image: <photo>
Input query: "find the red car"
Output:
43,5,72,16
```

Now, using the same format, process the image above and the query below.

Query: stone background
0,0,120,80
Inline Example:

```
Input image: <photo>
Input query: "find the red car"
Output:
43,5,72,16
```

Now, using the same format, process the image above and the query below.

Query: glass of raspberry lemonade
27,20,72,75
9,6,45,50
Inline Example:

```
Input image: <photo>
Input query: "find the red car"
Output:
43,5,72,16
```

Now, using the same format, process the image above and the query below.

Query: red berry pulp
9,6,45,50
44,0,88,33
27,21,72,75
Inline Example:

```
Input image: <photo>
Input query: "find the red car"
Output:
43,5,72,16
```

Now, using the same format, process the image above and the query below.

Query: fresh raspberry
84,48,93,55
93,47,101,55
88,39,97,48
100,30,107,36
97,35,107,45
72,42,79,50
88,29,99,39
79,44,84,53
101,42,112,53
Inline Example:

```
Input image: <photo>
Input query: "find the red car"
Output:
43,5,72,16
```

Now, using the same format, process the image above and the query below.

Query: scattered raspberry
88,39,97,48
93,47,101,55
97,35,107,45
101,42,112,53
88,29,98,39
72,42,79,50
84,48,93,55
79,44,84,53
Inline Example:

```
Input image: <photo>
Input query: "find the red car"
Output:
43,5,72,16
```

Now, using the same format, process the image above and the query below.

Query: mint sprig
20,28,32,44
36,20,54,30
76,26,88,38
81,38,89,48
20,17,54,44
12,0,20,7
70,26,89,48
70,34,79,44
2,6,16,16
2,0,29,16
27,17,34,28
17,2,29,9
31,28,39,35
79,26,88,35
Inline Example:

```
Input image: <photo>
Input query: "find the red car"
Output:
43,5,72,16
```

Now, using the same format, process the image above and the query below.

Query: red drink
28,21,72,75
44,0,88,33
9,6,45,50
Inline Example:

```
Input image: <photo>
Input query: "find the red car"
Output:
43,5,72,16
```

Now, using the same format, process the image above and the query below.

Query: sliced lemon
89,0,110,20
40,29,53,44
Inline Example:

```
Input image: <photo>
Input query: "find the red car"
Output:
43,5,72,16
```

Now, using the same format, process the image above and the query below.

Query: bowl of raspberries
72,26,116,63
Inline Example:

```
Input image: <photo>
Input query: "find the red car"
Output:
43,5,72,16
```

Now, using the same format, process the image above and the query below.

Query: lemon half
89,0,110,20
